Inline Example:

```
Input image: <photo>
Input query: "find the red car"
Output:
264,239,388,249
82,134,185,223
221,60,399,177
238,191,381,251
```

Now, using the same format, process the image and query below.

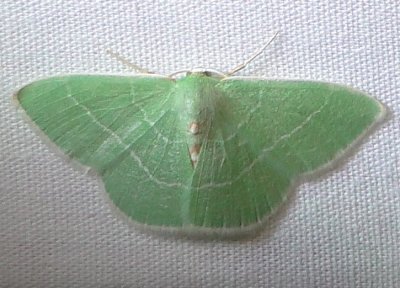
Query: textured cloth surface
0,1,399,287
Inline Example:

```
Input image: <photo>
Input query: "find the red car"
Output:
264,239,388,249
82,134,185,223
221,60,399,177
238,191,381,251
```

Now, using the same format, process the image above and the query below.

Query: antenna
226,31,280,76
106,49,154,74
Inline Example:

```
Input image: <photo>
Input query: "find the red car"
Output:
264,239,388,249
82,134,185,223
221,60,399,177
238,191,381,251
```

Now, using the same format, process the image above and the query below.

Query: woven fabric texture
0,1,399,287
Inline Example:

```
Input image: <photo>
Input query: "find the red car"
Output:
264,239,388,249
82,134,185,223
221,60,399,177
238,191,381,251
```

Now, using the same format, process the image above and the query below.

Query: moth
15,33,385,237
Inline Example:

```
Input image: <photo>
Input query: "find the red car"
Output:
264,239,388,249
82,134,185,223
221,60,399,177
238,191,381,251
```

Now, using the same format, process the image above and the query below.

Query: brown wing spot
189,143,201,167
189,122,200,135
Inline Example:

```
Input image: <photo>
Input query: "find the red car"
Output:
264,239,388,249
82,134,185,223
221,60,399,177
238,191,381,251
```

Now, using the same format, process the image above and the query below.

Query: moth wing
17,75,193,226
185,79,385,229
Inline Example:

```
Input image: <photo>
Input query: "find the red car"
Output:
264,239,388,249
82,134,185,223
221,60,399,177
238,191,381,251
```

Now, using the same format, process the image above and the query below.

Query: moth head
169,68,226,79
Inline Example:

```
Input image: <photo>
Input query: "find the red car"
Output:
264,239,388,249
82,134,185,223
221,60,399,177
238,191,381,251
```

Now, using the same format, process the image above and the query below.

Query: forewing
220,79,384,176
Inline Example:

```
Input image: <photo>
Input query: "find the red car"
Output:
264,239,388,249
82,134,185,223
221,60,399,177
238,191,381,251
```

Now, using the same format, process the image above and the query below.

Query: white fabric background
1,1,399,287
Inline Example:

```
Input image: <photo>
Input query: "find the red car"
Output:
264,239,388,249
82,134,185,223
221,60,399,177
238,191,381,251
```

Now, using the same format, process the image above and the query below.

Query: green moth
15,37,385,237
